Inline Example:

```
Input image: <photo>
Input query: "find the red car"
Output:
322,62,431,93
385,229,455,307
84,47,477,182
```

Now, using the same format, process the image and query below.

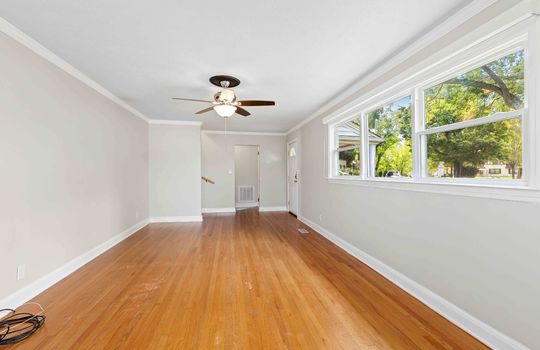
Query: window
336,119,361,176
424,51,524,128
425,118,522,179
367,96,412,178
326,18,537,193
422,51,524,180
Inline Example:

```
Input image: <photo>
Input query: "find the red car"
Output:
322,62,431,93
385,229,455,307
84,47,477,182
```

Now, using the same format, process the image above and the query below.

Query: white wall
287,2,540,349
234,145,259,206
0,31,149,301
149,124,202,220
202,132,286,210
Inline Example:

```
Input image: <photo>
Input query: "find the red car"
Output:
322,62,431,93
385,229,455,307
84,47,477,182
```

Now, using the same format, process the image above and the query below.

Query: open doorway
234,145,260,210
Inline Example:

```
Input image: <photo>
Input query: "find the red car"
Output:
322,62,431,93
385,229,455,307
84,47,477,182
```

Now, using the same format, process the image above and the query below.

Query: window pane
367,96,412,177
426,118,522,179
424,50,524,129
338,149,361,176
337,119,361,176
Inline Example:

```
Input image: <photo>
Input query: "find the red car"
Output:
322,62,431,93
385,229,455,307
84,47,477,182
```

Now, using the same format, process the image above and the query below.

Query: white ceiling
0,0,469,132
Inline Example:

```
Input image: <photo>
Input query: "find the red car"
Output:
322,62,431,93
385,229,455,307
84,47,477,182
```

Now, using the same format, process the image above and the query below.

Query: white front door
287,141,298,215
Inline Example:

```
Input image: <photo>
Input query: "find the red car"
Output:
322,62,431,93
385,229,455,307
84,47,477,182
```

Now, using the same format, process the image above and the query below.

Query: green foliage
427,121,510,177
424,50,524,178
339,51,523,179
339,149,360,176
378,140,413,176
368,96,412,176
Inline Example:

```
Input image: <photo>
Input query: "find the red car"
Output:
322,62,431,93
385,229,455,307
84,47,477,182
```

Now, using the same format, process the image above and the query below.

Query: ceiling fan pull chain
225,117,231,156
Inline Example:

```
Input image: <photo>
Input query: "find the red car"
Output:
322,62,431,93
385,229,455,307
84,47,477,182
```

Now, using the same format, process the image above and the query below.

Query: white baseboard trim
202,207,236,213
235,202,259,208
149,215,203,223
297,215,527,350
0,218,149,316
259,206,288,212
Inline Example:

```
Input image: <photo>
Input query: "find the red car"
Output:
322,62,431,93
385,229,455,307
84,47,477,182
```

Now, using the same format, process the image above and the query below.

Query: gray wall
149,124,202,219
202,133,286,209
234,145,259,205
0,31,149,300
287,1,540,348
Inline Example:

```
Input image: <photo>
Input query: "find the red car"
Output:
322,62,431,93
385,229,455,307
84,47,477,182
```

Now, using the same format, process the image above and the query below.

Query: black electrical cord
0,308,45,346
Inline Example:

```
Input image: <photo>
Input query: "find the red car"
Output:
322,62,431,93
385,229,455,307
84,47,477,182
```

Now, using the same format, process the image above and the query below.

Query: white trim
0,219,149,316
322,15,535,126
418,109,524,135
149,120,202,126
287,138,300,215
325,13,538,194
259,206,288,212
0,17,151,123
297,215,528,350
526,10,540,188
235,202,259,208
202,130,286,136
286,0,497,134
149,216,203,223
327,177,540,203
202,207,236,213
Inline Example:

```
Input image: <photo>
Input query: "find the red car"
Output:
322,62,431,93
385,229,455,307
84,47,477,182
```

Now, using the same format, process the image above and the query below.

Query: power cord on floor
0,303,46,346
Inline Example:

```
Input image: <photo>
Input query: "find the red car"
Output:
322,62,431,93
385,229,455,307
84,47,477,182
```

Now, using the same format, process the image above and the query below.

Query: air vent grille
238,185,255,202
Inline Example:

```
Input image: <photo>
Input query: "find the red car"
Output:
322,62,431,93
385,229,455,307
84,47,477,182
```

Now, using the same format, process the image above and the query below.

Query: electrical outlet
319,214,323,222
135,210,140,220
17,264,25,280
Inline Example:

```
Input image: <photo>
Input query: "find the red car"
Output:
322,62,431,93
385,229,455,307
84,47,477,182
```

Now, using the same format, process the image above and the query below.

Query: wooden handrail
201,176,215,184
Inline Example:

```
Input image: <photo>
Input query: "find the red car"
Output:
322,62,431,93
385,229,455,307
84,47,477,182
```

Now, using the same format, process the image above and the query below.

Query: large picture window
422,50,524,179
326,21,536,193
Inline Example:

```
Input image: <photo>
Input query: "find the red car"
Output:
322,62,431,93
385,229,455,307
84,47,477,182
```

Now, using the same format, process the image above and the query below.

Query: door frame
287,138,299,216
234,144,260,208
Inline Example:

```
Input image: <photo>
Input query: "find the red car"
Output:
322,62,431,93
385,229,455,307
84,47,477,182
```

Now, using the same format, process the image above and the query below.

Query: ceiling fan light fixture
172,75,275,118
218,88,235,103
214,104,237,117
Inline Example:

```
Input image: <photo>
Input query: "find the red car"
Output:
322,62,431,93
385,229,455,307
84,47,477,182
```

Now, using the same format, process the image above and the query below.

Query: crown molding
202,130,286,136
149,120,202,126
0,16,151,123
286,0,497,135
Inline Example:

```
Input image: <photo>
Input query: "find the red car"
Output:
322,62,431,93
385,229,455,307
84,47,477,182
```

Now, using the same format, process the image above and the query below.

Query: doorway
234,145,260,210
287,140,298,216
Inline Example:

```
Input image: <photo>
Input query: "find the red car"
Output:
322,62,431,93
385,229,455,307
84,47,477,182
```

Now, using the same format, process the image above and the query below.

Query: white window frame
363,92,413,178
323,15,540,203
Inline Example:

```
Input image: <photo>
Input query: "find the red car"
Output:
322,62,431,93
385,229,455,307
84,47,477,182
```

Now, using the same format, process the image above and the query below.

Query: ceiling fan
172,75,275,118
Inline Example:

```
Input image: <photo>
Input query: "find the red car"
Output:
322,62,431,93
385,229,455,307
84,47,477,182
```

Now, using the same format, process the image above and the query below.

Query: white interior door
288,141,298,215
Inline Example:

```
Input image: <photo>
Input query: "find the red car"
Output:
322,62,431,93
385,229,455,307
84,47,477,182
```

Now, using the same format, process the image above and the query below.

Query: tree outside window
424,50,524,179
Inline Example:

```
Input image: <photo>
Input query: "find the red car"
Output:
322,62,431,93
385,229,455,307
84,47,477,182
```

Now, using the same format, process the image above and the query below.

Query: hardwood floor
6,210,487,349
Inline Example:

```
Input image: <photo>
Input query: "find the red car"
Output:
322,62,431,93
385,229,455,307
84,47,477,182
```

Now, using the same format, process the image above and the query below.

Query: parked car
386,170,401,177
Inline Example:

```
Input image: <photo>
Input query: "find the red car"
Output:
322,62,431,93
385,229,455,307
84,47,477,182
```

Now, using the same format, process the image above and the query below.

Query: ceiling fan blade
173,97,213,103
235,107,251,117
196,106,215,114
237,100,275,106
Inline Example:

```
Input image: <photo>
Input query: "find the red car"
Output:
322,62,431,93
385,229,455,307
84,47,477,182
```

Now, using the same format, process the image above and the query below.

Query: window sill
327,177,540,203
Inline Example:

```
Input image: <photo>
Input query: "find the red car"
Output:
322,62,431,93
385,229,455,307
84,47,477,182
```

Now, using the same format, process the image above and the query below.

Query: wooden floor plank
6,210,488,349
